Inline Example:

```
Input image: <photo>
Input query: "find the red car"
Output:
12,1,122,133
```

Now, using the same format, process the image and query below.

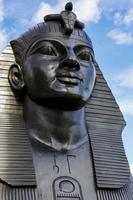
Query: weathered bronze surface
0,2,132,200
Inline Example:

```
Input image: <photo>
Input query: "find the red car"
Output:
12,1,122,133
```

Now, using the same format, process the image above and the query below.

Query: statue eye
77,51,93,62
36,46,57,56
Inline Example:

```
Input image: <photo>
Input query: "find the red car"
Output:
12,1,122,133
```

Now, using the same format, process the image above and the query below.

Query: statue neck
24,96,88,151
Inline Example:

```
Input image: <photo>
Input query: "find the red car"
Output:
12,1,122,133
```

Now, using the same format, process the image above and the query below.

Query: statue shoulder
0,182,39,199
97,176,133,200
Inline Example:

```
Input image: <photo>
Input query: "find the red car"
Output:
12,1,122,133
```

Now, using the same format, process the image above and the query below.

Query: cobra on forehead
10,2,94,66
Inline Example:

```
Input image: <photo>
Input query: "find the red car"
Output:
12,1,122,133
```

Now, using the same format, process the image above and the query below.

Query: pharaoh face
23,34,96,110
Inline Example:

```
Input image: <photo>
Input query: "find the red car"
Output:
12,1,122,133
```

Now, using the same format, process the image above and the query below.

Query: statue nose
59,58,80,71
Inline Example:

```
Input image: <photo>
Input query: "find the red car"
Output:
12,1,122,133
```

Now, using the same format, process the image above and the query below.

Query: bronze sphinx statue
0,2,132,199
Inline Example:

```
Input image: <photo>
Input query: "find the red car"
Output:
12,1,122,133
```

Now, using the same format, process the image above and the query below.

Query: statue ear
8,63,25,91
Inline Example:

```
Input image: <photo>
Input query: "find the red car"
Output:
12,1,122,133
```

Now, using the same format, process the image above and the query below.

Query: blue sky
0,0,133,173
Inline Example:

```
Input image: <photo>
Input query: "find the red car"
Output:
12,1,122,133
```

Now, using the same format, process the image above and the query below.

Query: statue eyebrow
28,41,54,55
27,40,67,56
74,45,94,55
74,44,91,50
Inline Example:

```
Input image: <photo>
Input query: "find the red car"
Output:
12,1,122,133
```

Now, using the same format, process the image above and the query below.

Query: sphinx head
8,2,96,110
6,2,130,189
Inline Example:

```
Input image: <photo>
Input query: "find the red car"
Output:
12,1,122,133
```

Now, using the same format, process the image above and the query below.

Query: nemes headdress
11,2,93,66
0,2,131,197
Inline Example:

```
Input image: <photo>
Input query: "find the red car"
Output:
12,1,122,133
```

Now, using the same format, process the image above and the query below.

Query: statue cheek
82,65,96,92
87,64,96,81
81,67,91,84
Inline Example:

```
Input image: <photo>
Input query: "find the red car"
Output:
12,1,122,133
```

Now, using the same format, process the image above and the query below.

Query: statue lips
56,72,83,86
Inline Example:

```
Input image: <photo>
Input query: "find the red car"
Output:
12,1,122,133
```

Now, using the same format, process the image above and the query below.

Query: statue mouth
56,73,83,85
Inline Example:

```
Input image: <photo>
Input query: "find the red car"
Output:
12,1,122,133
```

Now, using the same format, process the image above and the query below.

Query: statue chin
29,129,89,152
28,95,88,111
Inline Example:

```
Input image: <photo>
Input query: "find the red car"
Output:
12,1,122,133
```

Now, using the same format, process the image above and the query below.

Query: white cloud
111,68,133,116
74,0,101,23
107,29,133,45
0,0,7,51
119,100,133,116
100,0,133,10
109,7,133,46
114,12,123,25
130,163,133,175
0,0,4,22
114,8,133,26
32,2,54,24
32,0,101,24
0,28,8,51
116,68,133,88
124,8,133,25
